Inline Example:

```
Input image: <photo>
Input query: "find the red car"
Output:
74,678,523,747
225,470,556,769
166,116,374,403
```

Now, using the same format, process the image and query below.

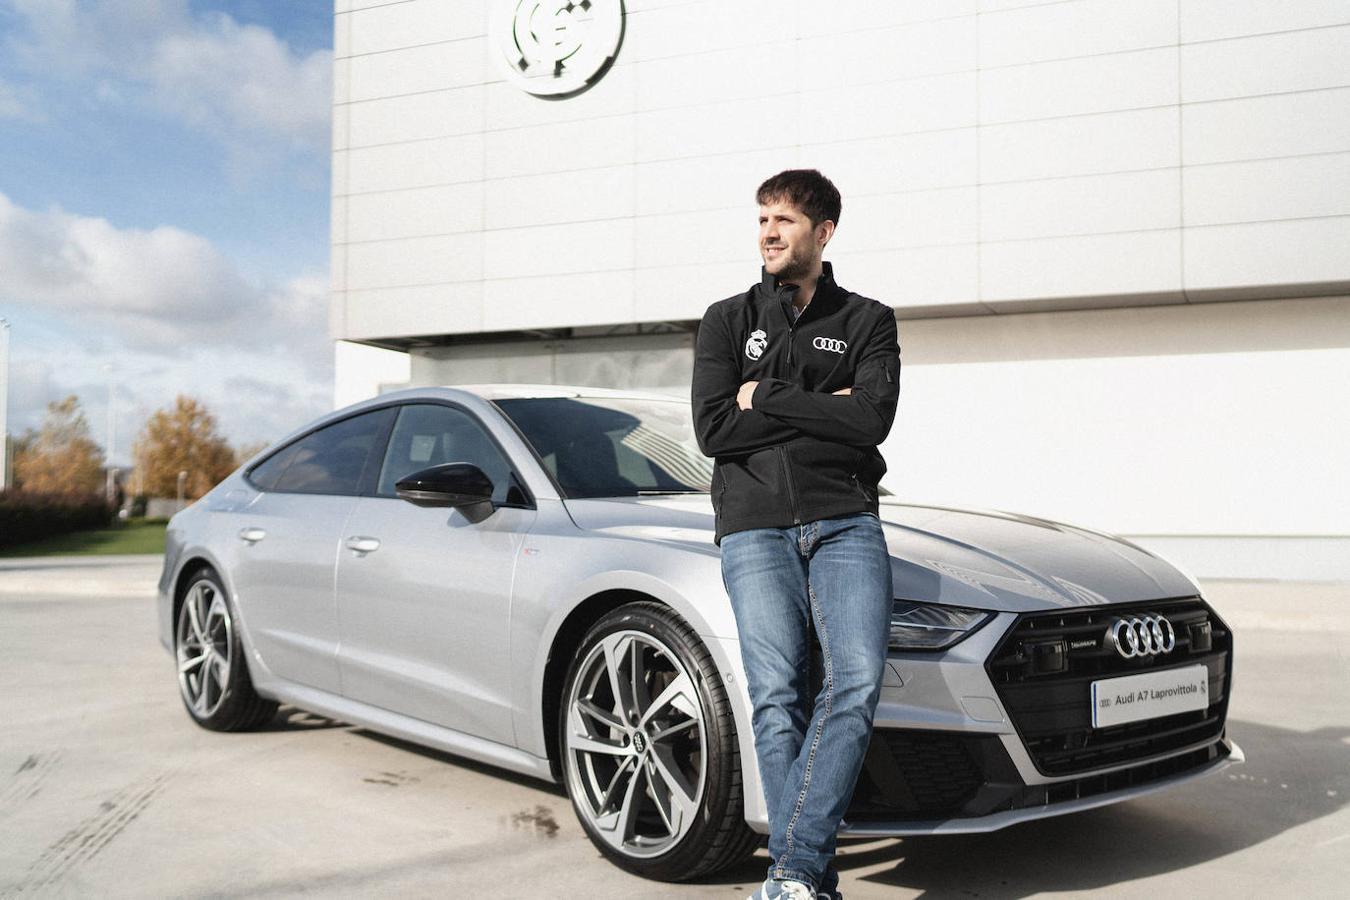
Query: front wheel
559,601,758,881
175,567,277,731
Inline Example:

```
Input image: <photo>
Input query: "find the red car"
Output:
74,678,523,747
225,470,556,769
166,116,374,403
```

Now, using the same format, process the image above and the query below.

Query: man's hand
832,387,852,395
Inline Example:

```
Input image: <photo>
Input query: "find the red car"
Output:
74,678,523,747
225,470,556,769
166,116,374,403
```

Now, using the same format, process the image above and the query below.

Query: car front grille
1012,740,1231,809
847,730,1010,820
986,597,1232,776
845,725,1234,824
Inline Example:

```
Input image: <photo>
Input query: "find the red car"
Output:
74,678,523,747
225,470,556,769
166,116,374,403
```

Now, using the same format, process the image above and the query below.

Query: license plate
1090,664,1209,729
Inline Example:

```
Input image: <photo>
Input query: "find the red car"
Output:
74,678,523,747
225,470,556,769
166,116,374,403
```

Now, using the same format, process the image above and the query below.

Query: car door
229,407,395,693
334,402,536,745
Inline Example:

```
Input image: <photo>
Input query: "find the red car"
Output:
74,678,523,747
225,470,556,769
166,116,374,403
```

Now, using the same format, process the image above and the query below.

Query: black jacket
692,262,901,542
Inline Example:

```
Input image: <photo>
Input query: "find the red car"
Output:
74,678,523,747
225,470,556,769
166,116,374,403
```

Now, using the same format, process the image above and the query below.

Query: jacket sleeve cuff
750,379,775,411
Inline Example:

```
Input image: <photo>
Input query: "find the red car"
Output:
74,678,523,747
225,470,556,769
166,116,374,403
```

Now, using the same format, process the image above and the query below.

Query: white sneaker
748,879,817,900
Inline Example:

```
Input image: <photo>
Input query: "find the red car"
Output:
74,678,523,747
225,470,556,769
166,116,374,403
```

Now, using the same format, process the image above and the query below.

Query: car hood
564,495,1198,613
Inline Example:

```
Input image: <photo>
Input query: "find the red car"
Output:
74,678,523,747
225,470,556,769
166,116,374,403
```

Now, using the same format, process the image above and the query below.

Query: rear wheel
559,602,758,881
175,567,277,731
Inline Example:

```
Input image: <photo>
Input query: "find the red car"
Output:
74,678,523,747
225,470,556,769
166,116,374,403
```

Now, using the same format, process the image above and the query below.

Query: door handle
345,536,381,554
238,527,267,543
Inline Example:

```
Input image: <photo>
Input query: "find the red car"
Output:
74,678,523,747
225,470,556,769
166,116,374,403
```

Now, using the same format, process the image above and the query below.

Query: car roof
272,384,688,449
445,384,688,403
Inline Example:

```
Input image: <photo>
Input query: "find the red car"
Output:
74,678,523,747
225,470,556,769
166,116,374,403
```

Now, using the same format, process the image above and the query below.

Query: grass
0,518,169,558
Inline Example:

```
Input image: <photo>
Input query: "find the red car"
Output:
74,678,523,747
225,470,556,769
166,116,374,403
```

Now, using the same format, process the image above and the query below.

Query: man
692,169,900,900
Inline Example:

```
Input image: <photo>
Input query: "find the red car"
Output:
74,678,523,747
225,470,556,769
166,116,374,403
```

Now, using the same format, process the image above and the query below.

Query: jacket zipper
778,299,803,523
849,448,871,504
851,472,870,503
777,445,801,524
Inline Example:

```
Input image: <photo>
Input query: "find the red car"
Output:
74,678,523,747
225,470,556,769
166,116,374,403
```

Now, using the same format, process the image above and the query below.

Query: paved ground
0,556,1346,898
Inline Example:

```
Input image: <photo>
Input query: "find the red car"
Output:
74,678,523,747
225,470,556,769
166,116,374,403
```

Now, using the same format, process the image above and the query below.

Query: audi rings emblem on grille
1106,614,1177,658
813,336,848,353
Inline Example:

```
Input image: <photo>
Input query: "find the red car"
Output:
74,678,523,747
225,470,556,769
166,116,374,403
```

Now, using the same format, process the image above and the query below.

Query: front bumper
830,596,1238,836
842,735,1242,836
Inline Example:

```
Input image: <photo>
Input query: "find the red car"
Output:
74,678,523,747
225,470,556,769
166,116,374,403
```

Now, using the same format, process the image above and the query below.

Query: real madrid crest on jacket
745,329,768,360
692,261,901,542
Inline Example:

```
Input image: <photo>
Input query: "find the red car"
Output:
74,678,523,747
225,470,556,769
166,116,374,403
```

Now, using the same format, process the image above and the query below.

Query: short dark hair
756,169,842,228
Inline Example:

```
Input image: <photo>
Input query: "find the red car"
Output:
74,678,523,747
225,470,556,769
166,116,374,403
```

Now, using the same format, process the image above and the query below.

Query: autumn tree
132,395,236,500
12,395,106,496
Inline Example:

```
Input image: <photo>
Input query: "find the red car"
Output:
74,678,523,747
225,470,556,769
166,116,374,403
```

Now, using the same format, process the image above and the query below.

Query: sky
0,0,337,467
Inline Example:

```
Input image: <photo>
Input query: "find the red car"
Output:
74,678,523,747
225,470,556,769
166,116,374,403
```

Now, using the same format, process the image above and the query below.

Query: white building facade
330,0,1350,580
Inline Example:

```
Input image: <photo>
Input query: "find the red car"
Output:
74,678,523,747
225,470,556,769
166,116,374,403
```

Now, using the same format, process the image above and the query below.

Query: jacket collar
756,260,844,322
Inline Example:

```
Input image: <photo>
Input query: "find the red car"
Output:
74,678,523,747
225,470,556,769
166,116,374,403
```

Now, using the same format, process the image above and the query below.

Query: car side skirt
265,682,557,784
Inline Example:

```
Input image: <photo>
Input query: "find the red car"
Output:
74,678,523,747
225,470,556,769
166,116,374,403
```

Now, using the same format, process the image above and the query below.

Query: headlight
888,600,993,652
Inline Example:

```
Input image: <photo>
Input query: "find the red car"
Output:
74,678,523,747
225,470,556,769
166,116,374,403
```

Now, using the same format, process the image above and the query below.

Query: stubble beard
765,243,815,283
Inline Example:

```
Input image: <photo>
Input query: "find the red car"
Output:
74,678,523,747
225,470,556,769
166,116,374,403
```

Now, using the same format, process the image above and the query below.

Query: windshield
494,397,713,499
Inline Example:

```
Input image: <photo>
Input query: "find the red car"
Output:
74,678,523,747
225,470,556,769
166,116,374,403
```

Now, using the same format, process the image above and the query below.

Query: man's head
755,169,840,282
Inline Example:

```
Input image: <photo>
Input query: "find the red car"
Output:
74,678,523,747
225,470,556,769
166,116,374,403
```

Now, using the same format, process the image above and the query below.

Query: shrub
0,489,115,549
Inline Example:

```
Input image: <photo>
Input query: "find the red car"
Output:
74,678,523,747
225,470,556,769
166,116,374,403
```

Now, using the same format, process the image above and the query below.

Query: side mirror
395,463,494,509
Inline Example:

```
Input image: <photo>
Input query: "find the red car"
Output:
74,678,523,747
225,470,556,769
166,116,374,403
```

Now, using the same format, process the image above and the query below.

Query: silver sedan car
157,385,1242,881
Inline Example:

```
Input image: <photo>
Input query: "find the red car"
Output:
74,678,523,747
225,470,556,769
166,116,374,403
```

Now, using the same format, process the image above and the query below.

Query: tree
132,395,236,500
12,395,105,496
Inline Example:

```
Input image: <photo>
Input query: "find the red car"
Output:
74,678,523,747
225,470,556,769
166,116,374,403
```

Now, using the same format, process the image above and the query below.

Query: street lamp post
102,363,116,507
0,319,9,492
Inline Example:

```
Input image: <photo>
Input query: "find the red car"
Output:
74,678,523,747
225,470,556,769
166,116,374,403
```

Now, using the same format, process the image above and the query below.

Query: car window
495,397,713,498
376,404,518,504
265,409,393,496
247,442,301,492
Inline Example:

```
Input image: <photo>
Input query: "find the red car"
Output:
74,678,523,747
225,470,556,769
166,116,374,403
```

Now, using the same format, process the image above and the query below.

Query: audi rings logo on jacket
813,336,848,354
1106,614,1177,658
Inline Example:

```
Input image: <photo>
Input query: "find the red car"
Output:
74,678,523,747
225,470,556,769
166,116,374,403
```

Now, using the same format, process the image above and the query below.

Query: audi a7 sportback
158,385,1241,880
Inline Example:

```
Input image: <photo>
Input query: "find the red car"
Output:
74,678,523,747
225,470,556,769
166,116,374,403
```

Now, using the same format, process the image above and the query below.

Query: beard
764,243,814,281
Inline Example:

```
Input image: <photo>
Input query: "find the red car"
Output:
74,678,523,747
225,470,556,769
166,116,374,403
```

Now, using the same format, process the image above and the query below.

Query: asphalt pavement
0,555,1346,898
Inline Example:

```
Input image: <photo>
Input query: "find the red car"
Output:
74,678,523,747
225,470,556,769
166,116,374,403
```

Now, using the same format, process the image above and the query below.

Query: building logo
491,1,626,98
745,329,768,361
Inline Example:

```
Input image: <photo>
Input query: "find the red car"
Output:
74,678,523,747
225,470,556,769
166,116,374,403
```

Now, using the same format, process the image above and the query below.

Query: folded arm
692,306,803,457
750,310,900,446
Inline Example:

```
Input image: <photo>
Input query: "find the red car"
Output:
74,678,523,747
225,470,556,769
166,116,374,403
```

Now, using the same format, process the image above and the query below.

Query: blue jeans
720,513,893,893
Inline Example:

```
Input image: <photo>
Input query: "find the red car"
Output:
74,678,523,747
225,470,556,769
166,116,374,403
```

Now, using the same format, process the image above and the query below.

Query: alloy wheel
176,578,233,719
564,629,708,858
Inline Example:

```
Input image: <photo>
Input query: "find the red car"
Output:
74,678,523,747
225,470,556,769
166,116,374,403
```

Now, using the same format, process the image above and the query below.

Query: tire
559,601,758,881
175,567,277,731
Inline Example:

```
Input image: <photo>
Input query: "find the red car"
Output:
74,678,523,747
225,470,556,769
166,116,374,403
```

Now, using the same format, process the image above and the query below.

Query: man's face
758,198,827,281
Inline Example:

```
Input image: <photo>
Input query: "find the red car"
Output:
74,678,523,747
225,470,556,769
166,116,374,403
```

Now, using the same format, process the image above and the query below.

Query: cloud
0,3,337,462
0,192,251,321
0,196,247,353
5,0,192,72
0,190,337,454
221,372,332,439
149,12,331,152
4,343,333,465
0,77,37,120
2,0,331,153
5,357,57,430
0,191,329,368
